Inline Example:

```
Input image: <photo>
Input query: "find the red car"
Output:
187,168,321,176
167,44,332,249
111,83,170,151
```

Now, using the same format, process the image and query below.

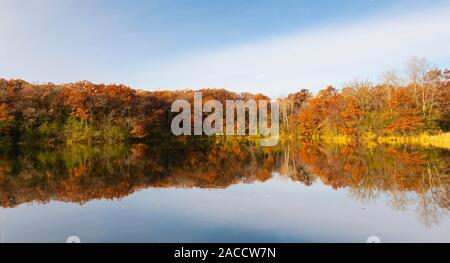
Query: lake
0,139,449,242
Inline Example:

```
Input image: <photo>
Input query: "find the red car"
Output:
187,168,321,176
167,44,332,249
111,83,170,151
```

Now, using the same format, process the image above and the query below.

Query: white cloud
137,5,450,98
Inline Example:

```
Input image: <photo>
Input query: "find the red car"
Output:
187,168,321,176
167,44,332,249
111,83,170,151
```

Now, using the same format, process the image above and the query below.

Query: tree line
1,57,449,144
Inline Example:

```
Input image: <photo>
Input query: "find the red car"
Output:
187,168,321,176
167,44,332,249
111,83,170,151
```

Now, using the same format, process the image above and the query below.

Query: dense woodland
0,57,449,144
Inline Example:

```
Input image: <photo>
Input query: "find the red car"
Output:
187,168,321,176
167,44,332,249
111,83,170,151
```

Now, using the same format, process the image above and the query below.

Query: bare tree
406,56,430,116
380,70,402,114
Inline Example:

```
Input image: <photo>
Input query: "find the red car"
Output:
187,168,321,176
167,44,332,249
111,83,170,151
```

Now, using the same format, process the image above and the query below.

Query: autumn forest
1,57,449,146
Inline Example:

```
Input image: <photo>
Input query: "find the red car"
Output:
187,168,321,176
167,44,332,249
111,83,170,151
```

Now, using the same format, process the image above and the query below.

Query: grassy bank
294,132,450,150
377,133,450,149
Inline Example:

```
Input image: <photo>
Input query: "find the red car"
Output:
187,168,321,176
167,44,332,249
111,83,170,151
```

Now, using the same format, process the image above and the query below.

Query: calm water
0,140,449,242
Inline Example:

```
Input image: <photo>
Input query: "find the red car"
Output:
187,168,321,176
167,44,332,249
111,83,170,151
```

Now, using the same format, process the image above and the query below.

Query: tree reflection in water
0,139,448,226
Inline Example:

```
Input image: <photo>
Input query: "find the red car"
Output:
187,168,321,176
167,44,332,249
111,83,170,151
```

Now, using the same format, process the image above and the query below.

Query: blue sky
1,0,449,97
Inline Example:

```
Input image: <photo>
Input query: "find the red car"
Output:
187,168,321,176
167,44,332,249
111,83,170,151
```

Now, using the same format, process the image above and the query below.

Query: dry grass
377,133,450,149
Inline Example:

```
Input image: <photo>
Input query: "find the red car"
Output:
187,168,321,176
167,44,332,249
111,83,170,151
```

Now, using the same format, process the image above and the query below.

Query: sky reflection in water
0,140,448,242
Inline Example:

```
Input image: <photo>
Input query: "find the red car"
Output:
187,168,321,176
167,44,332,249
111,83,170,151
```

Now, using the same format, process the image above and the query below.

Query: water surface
0,140,449,242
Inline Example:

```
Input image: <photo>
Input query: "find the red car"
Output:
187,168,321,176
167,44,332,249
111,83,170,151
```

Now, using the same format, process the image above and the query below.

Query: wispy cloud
137,5,450,97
